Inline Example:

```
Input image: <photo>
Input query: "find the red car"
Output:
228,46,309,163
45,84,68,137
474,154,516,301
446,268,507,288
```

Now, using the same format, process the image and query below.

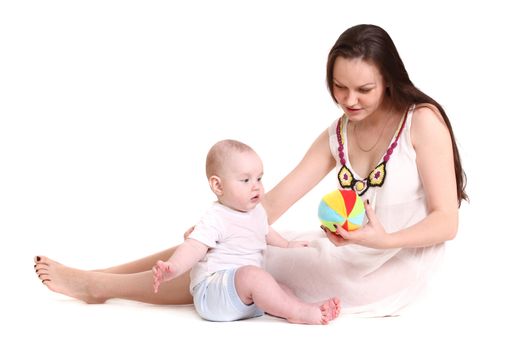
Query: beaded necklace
336,109,408,196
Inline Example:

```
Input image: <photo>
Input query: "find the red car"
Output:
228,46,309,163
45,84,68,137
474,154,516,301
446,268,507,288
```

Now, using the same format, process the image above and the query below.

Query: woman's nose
345,91,357,106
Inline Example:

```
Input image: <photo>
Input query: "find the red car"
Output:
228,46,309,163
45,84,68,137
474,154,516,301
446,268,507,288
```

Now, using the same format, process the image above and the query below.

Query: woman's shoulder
410,103,450,147
412,103,445,124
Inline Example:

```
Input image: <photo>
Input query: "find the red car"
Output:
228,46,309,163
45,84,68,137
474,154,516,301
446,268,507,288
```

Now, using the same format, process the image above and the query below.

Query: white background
1,0,524,349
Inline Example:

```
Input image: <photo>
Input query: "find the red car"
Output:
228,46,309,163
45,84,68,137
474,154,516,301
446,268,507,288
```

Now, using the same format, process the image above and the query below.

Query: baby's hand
287,240,310,248
152,260,176,293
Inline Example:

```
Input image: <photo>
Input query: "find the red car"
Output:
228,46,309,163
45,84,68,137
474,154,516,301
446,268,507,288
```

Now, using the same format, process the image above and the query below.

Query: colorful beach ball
318,189,365,233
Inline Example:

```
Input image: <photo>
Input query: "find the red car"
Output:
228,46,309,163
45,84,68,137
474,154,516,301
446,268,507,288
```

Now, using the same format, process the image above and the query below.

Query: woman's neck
358,100,395,129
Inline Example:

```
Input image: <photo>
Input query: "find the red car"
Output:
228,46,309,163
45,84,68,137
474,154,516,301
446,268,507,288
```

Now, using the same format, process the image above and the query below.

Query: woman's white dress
265,106,445,316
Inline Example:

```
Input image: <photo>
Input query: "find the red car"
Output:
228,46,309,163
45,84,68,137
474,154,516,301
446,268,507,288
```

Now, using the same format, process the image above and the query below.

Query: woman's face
332,57,387,121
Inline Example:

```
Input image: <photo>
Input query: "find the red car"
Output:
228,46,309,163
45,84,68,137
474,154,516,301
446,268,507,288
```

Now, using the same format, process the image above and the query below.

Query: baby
153,139,340,324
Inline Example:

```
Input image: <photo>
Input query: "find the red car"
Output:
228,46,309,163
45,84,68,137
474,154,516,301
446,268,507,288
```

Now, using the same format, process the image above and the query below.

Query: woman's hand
322,200,392,249
183,226,195,240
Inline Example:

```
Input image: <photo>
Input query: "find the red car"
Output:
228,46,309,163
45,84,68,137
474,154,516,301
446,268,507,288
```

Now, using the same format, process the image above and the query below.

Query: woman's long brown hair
326,24,468,206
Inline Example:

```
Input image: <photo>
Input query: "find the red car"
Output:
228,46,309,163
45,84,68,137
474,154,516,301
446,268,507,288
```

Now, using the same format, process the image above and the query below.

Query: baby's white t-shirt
188,202,268,292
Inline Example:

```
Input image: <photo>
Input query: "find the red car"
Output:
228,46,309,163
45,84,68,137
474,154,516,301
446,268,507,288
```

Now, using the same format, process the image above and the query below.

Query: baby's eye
241,179,249,183
257,177,262,182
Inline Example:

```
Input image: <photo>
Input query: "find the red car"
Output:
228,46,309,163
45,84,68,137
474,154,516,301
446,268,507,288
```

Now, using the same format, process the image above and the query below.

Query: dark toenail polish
36,256,41,261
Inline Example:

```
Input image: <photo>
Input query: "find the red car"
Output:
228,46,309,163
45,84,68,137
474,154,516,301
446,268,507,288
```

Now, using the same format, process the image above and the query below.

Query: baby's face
218,150,264,212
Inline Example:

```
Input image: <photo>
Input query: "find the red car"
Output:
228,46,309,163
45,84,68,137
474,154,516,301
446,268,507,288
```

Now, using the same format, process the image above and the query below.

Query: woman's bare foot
34,256,106,304
286,297,341,325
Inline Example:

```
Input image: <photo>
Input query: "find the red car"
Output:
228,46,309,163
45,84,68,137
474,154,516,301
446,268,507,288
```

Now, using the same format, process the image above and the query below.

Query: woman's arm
181,130,335,239
263,129,336,224
388,104,459,247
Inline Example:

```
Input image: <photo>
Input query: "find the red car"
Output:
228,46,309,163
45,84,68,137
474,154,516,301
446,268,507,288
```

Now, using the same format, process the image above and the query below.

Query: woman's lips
346,107,361,113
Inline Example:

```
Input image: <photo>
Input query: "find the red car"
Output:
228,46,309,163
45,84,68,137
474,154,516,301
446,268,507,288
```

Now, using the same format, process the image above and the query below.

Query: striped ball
318,189,365,233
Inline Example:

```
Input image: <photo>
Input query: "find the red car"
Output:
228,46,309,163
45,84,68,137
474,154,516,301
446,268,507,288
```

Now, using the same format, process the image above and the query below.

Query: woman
34,24,467,316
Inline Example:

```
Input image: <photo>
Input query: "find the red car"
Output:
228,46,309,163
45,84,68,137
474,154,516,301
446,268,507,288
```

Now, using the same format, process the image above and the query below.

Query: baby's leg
34,256,192,305
234,266,340,325
276,282,341,321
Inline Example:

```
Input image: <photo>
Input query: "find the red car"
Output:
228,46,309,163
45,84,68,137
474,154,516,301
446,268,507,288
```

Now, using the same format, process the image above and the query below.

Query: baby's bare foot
286,298,341,325
320,297,341,323
34,256,106,304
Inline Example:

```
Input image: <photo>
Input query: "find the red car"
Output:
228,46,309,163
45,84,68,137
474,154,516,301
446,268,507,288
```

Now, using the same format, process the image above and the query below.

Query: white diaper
192,268,264,322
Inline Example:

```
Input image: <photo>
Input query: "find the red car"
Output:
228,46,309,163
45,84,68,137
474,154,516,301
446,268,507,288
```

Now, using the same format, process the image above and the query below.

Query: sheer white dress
265,105,445,316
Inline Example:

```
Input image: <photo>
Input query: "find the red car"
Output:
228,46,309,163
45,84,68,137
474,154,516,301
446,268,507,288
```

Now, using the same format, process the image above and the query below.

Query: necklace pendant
354,179,369,196
368,162,386,187
338,165,353,188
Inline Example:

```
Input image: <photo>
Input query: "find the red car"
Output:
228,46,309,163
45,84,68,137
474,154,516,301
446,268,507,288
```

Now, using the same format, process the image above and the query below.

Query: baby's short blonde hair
205,139,254,179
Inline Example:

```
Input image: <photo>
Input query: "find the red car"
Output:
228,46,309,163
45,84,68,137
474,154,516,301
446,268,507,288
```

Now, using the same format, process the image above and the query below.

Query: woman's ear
209,175,223,196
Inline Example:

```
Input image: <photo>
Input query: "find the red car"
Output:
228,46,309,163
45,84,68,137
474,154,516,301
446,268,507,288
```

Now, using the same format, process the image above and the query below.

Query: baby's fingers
156,260,172,273
153,279,160,293
153,271,166,293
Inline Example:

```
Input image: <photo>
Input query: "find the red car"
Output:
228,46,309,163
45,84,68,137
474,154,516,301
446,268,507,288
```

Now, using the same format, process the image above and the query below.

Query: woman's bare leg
34,256,192,305
96,247,178,274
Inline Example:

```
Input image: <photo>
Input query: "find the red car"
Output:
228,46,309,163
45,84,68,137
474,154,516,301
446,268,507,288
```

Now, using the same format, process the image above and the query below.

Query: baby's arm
266,226,309,248
152,238,208,293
